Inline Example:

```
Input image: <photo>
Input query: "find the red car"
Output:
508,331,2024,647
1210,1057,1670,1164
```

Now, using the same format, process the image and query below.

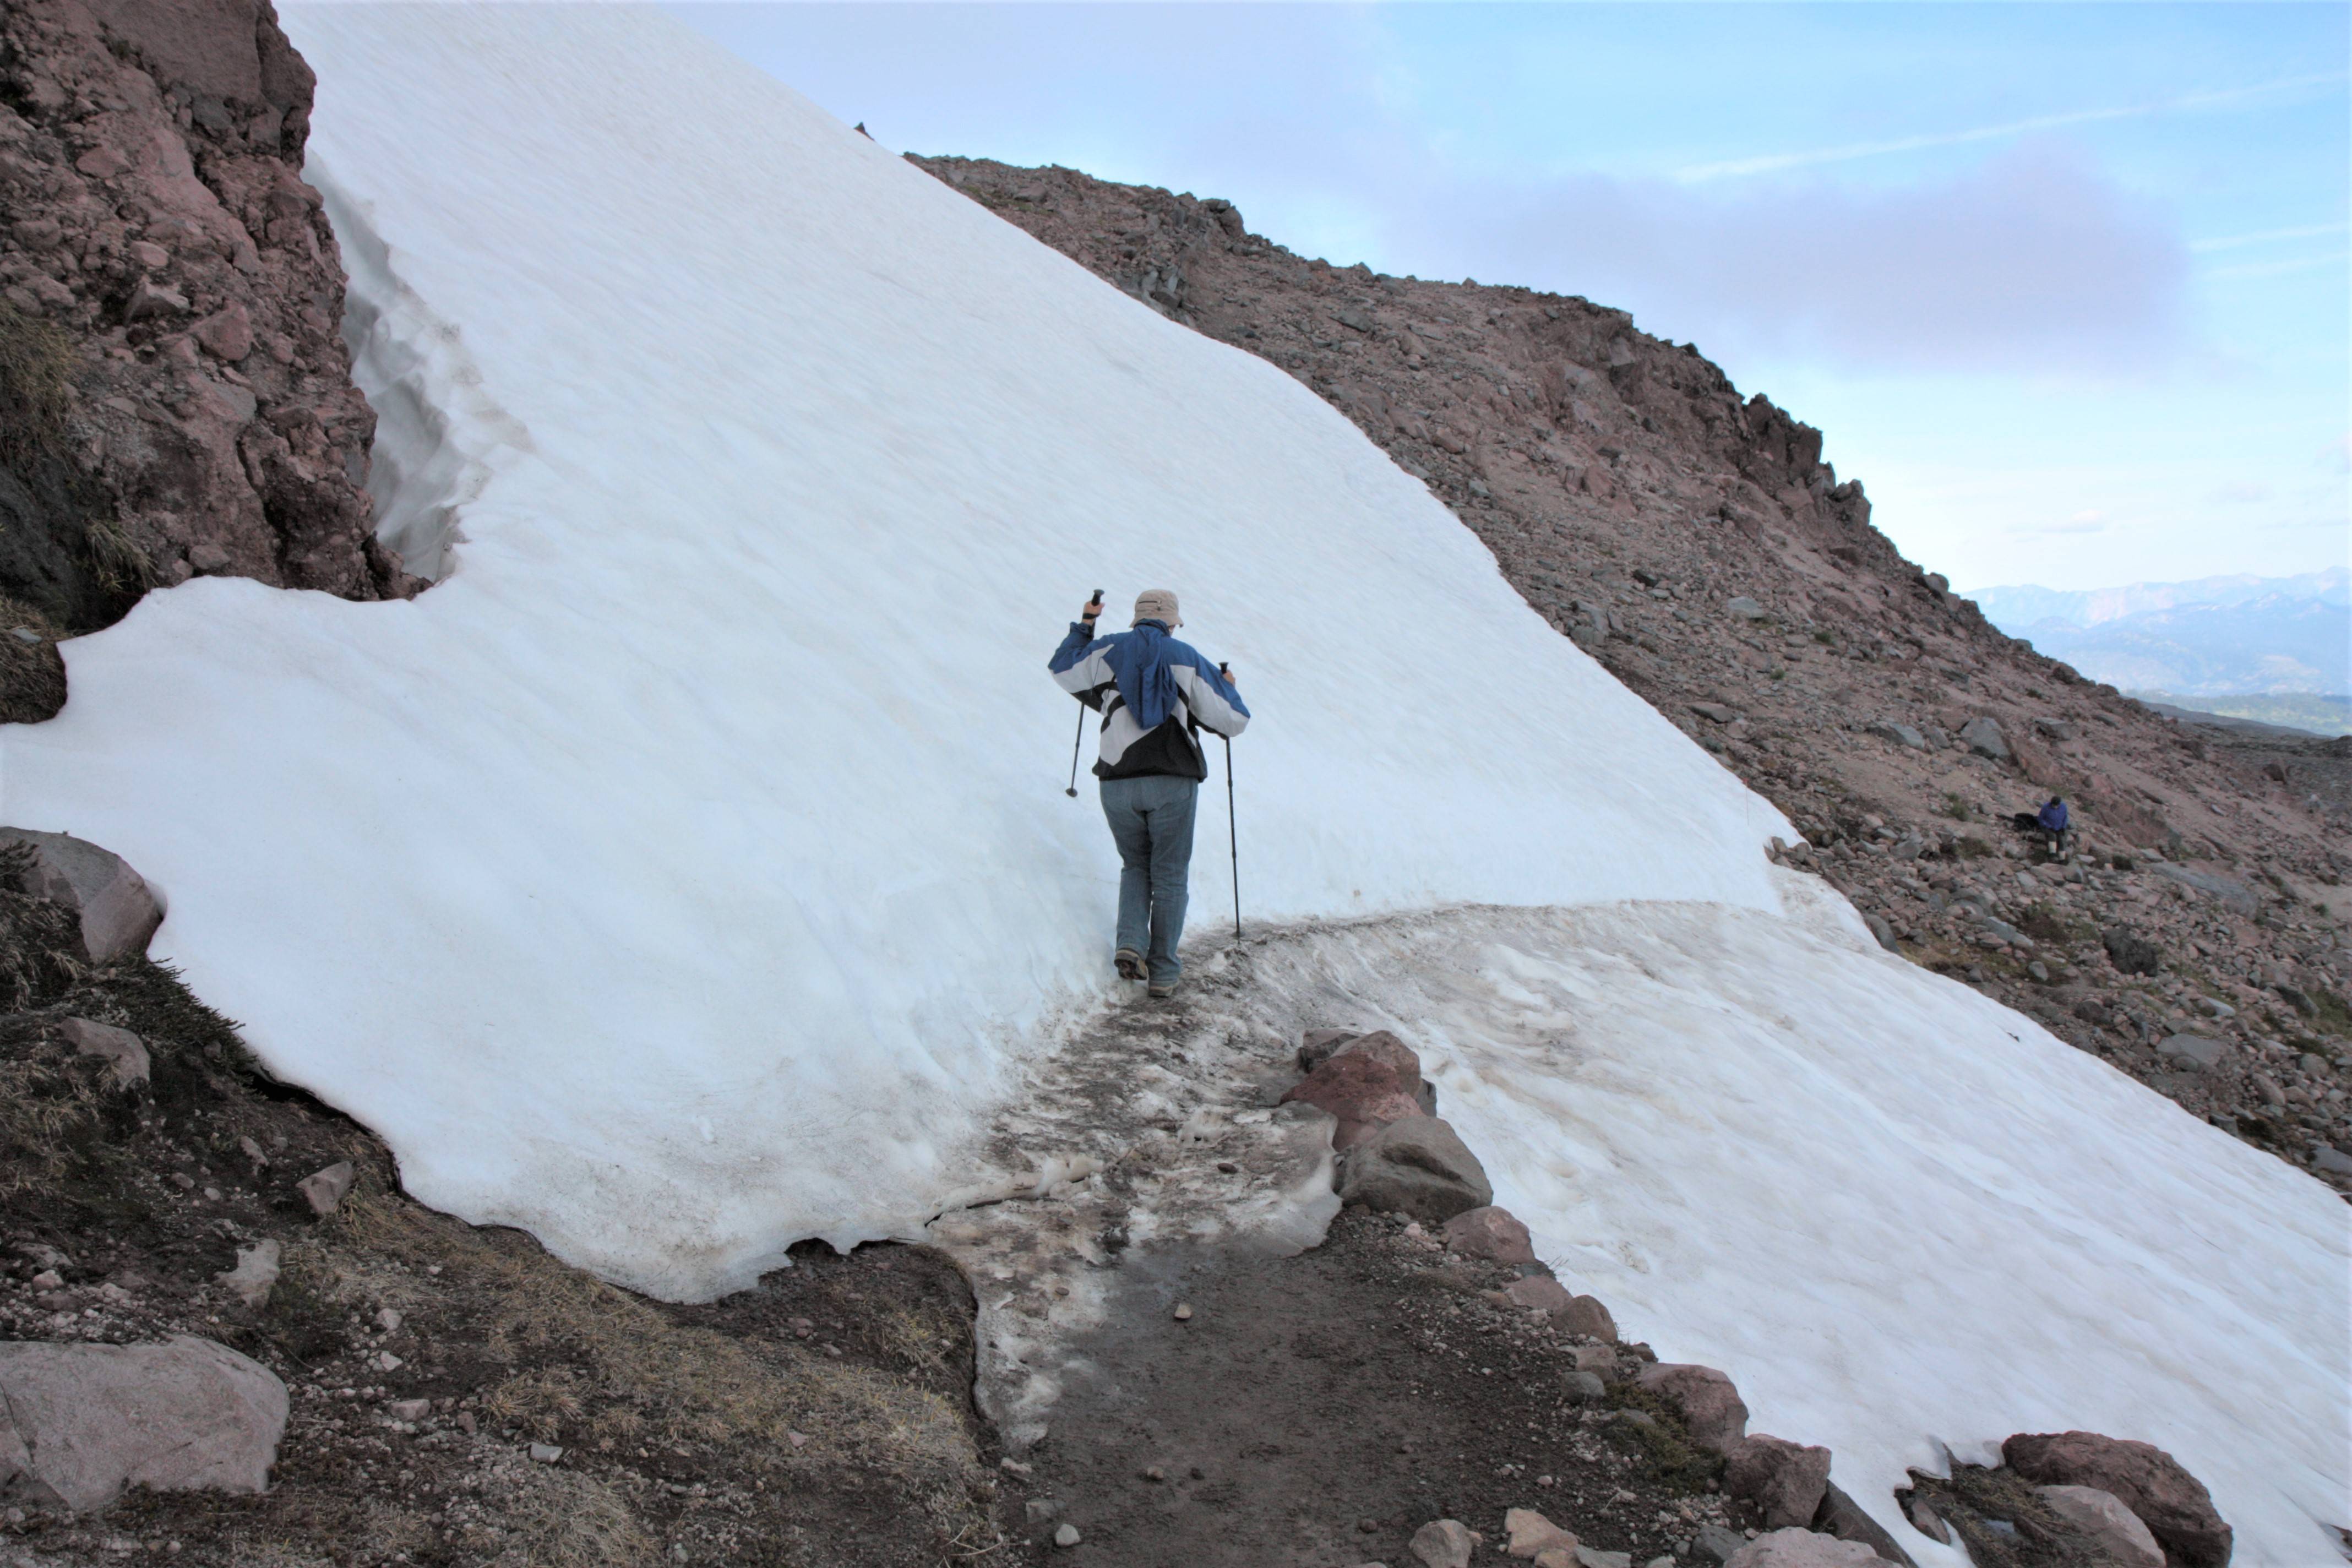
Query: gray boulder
1725,1435,1832,1530
1957,716,2008,761
1723,1530,1885,1568
0,829,163,965
2158,1034,2227,1071
1866,721,1926,750
2037,1484,2162,1568
1634,1363,1747,1453
1725,597,1766,620
59,1018,149,1087
1337,1115,1491,1223
0,1335,287,1512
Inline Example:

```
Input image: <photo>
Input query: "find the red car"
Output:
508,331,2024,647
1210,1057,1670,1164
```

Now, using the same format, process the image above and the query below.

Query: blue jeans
1098,774,1199,987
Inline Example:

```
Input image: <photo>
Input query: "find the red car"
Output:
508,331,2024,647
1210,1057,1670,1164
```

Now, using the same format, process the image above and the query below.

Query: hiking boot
1114,948,1146,982
1147,978,1179,999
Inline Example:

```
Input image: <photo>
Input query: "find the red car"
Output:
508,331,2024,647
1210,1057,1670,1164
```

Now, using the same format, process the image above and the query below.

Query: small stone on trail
528,1442,563,1464
1571,1343,1615,1374
297,1160,356,1216
998,1455,1030,1476
1719,1528,1883,1567
1053,1522,1081,1548
1411,1519,1475,1568
1576,1549,1632,1568
385,1398,431,1422
1173,1302,1193,1320
1562,1370,1606,1403
1443,1205,1538,1265
1144,1465,1164,1481
1504,1506,1577,1559
1558,1293,1618,1343
375,1308,402,1332
787,1430,809,1449
215,1239,280,1309
1025,1499,1059,1522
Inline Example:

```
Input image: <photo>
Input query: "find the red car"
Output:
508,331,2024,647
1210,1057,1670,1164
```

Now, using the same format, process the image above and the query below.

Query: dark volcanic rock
2003,1430,2233,1567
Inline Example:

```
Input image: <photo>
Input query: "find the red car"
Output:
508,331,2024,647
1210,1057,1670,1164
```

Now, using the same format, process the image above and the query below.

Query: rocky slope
911,154,2352,1193
0,0,414,680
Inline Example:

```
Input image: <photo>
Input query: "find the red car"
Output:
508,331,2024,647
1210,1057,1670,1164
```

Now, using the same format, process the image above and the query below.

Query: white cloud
2208,480,2273,504
2203,251,2349,281
2190,221,2350,252
1401,141,2189,377
1673,71,2347,184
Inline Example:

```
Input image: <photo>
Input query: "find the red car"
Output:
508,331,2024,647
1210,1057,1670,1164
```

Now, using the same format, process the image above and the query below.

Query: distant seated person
2033,795,2069,855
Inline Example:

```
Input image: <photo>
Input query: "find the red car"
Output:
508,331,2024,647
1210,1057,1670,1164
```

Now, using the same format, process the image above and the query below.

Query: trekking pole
1221,663,1240,940
1064,589,1103,798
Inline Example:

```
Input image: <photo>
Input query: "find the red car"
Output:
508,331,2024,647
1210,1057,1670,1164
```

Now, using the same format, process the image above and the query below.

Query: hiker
1049,589,1249,998
2021,795,2070,857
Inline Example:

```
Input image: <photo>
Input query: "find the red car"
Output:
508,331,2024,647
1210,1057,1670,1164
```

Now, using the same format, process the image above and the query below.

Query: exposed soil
995,1208,1738,1568
0,875,1000,1568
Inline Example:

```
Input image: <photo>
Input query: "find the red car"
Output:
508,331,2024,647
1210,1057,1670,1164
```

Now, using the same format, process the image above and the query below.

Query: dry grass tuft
491,1469,658,1568
0,301,73,470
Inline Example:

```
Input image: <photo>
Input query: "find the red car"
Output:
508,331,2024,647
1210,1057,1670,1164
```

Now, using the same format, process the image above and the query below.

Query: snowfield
0,6,2342,1561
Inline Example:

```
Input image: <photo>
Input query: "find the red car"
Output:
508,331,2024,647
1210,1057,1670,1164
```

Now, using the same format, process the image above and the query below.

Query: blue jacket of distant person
1049,619,1249,782
2038,798,2069,833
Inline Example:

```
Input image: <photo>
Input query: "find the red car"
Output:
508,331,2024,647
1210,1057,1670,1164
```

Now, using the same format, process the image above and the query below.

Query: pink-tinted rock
1503,1507,1575,1559
0,0,415,630
1635,1363,1749,1453
1559,1294,1618,1343
296,1159,355,1216
0,1334,287,1512
1281,1050,1423,1150
193,300,253,361
2002,1431,2231,1568
2037,1485,2162,1568
1502,1275,1572,1314
1330,1030,1422,1095
1722,1528,1883,1568
123,275,190,323
1442,1205,1537,1265
74,144,131,179
1726,1434,1832,1529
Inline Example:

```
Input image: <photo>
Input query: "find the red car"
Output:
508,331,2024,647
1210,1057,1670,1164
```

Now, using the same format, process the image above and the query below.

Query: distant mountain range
1963,567,2349,722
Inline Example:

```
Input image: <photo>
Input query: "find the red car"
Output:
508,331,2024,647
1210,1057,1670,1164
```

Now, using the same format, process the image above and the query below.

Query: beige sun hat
1131,589,1182,627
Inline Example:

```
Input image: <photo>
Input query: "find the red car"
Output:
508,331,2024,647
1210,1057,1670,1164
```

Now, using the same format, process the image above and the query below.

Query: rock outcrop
0,826,161,962
2003,1430,2233,1567
914,153,2352,1191
0,0,417,657
0,1333,288,1512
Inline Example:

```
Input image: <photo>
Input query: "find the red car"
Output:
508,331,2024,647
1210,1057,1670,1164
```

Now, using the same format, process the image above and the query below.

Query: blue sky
671,3,2350,592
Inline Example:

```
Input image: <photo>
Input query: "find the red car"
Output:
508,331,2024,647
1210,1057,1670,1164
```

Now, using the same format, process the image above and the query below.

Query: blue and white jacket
1049,619,1250,782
